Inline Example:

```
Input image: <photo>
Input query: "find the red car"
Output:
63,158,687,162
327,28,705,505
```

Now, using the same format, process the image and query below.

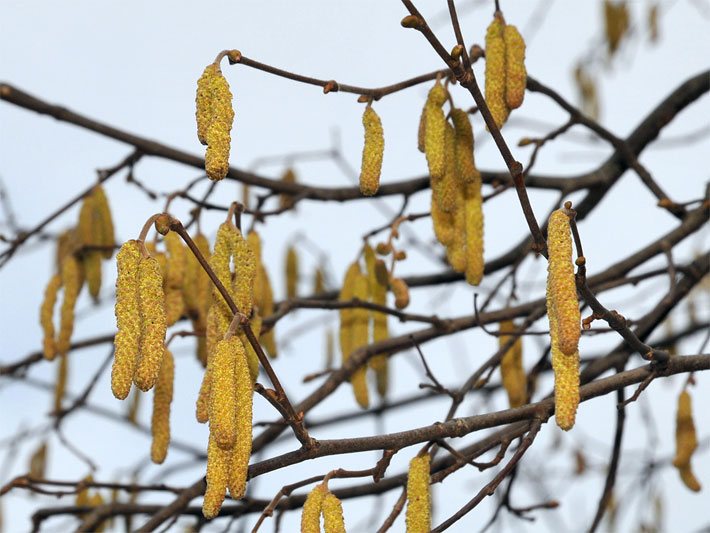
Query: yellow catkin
359,105,384,196
351,273,370,409
150,347,174,464
40,274,61,360
57,255,83,356
285,245,299,300
485,13,509,129
233,229,256,316
279,168,298,210
432,122,457,213
198,304,232,423
503,25,526,110
134,256,168,392
196,64,218,145
446,186,467,273
164,232,187,326
184,233,210,316
28,441,47,479
431,192,455,246
301,484,327,533
604,1,629,57
339,262,361,367
423,81,448,180
391,277,410,310
203,434,230,519
463,181,484,286
228,336,253,499
53,353,68,413
260,276,277,358
547,210,581,356
322,491,346,533
240,315,262,383
368,254,390,398
92,185,115,259
209,338,238,450
450,108,480,184
672,390,701,492
198,64,235,181
499,320,526,408
417,102,427,153
548,277,579,431
406,455,431,533
211,222,238,319
78,191,103,301
55,228,78,273
112,241,142,399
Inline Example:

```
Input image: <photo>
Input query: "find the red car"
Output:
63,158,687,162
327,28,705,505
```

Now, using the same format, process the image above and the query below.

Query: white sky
1,1,709,532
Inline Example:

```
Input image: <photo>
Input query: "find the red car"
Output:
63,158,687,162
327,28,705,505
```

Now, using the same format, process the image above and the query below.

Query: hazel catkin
112,240,142,400
322,492,346,533
40,274,62,360
450,108,480,184
232,230,256,316
499,320,526,408
485,13,509,129
285,245,299,300
92,185,115,259
359,105,384,196
228,336,253,499
672,390,701,492
350,273,370,409
53,353,68,413
203,434,230,519
423,81,448,180
463,181,484,286
196,63,235,181
134,256,168,392
338,262,360,365
57,255,83,357
209,338,238,450
546,210,581,356
406,454,431,533
150,347,174,464
301,484,327,533
503,25,526,110
164,232,187,326
432,122,457,213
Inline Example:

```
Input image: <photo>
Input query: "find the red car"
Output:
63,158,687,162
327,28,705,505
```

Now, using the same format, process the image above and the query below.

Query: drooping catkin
285,245,299,300
503,25,526,110
150,347,174,464
359,105,384,196
301,484,327,533
604,0,630,57
672,390,701,492
432,122,457,213
184,233,211,316
339,262,361,367
259,269,277,358
368,254,390,398
134,256,168,392
40,274,62,360
322,492,346,533
228,336,253,499
78,191,103,300
546,210,580,356
209,338,238,450
445,186,466,273
28,441,47,479
450,108,480,184
164,232,187,326
548,278,579,431
232,229,256,316
406,454,431,533
485,13,509,129
196,63,235,181
55,228,78,274
499,320,526,408
211,222,238,317
53,352,68,413
92,185,115,259
462,181,483,287
431,192,455,246
112,240,142,400
423,81,448,180
57,255,83,357
203,434,230,519
351,273,370,409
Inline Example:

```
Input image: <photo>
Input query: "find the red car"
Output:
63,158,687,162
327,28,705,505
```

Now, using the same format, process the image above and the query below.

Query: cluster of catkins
419,79,485,285
338,244,396,408
545,209,582,431
673,389,702,492
196,60,235,181
484,12,526,129
40,185,114,411
301,483,347,532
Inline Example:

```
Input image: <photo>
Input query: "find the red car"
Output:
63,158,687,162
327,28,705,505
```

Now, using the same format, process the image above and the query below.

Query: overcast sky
1,1,709,532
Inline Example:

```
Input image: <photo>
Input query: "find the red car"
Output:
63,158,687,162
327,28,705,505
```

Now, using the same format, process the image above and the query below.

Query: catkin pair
406,454,431,533
150,347,174,464
359,105,384,196
301,484,347,533
196,62,235,181
672,389,701,492
111,240,168,398
202,336,253,518
498,320,526,408
484,13,527,129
